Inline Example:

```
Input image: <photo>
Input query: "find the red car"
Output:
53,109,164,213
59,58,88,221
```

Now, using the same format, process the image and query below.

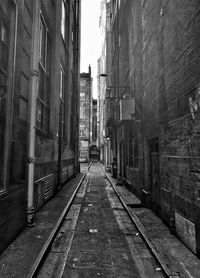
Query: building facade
98,0,107,164
92,99,98,145
79,66,93,162
89,98,100,161
104,0,200,255
0,0,81,253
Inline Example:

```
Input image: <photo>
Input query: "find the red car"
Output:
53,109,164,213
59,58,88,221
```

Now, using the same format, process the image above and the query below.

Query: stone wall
111,0,200,254
0,0,80,254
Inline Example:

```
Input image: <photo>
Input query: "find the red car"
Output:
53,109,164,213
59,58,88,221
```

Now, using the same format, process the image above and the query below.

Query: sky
81,0,102,98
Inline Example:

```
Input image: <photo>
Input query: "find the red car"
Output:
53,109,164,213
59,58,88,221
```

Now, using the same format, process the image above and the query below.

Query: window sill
36,127,52,139
0,190,8,200
61,34,68,54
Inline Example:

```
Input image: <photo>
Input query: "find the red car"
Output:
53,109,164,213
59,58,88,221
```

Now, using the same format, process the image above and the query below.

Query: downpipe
27,0,40,226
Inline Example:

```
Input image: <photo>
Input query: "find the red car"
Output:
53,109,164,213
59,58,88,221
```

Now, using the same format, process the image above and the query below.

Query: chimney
89,64,91,77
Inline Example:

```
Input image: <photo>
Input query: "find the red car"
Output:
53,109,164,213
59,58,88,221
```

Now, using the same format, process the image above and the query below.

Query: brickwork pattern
110,0,200,254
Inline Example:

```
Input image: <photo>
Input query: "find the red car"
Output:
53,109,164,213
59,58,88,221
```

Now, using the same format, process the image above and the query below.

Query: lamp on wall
106,136,111,141
99,73,130,100
99,73,108,77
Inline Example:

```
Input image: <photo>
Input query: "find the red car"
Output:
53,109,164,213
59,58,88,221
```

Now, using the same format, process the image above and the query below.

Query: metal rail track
26,171,88,278
27,162,179,278
104,173,180,278
88,161,92,171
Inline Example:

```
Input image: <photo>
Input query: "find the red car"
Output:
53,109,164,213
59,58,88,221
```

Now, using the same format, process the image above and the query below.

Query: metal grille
33,173,56,212
62,167,68,184
33,180,45,212
44,173,56,201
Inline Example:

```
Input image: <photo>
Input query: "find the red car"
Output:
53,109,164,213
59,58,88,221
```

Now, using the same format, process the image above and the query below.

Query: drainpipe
27,0,40,226
75,0,81,173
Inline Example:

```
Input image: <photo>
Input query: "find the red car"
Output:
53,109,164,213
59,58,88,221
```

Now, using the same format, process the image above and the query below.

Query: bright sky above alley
81,0,102,98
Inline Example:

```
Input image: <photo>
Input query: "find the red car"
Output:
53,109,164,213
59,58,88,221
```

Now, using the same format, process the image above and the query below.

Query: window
80,80,86,86
80,92,85,101
80,79,86,87
61,0,66,40
0,0,16,191
59,66,66,139
128,128,133,167
36,14,51,132
134,138,139,169
79,125,85,137
80,106,85,119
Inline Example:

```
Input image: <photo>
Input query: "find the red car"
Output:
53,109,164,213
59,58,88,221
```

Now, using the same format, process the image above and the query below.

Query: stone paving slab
62,164,145,278
132,208,200,278
116,185,142,207
0,173,84,278
2,163,199,278
105,171,200,278
62,266,115,278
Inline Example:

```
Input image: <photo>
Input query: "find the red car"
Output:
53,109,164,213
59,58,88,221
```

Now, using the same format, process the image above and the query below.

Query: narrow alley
0,163,199,278
1,0,200,277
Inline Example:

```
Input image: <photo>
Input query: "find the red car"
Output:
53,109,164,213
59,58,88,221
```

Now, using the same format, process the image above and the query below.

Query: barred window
36,14,51,132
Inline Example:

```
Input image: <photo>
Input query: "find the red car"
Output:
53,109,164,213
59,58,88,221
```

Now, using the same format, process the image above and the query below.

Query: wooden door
149,139,161,214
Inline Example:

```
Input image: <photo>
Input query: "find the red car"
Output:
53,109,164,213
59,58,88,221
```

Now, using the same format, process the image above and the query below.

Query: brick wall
159,1,200,254
111,0,200,254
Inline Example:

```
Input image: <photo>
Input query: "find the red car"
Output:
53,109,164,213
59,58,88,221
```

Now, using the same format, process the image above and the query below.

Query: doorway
149,138,161,214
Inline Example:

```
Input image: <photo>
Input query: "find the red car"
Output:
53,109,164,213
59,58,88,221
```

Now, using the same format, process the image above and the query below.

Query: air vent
119,98,135,122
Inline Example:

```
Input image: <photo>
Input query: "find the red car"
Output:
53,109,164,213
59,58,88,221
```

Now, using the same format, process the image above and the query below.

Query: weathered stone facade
0,0,81,254
108,0,200,255
79,66,92,162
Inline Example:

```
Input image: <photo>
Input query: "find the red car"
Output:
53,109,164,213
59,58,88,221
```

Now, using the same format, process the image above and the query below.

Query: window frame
61,0,69,42
59,65,66,140
0,0,17,194
36,12,51,133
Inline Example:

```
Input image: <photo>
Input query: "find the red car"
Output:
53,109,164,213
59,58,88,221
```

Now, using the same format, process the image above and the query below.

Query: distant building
92,99,98,145
79,66,93,162
89,99,100,161
98,0,107,163
98,0,111,166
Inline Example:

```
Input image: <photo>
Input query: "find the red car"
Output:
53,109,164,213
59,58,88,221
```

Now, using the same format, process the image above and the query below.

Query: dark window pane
0,72,7,88
38,66,45,99
45,77,50,104
0,21,10,70
44,106,49,132
0,0,13,190
37,14,51,132
61,0,66,39
47,36,51,75
1,23,8,44
39,18,46,67
36,100,43,129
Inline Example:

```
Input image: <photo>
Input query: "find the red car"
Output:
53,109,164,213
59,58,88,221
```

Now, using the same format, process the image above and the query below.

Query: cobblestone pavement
0,174,84,278
38,163,165,277
106,171,200,278
1,163,200,277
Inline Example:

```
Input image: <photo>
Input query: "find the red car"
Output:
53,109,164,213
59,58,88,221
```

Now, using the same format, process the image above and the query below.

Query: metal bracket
31,69,39,76
27,156,36,164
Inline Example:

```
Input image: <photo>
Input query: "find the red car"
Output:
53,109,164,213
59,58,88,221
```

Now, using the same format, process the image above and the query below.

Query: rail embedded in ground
104,172,180,278
26,172,87,278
